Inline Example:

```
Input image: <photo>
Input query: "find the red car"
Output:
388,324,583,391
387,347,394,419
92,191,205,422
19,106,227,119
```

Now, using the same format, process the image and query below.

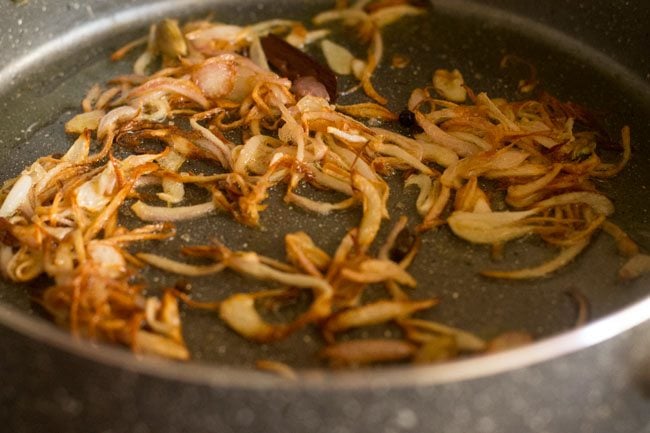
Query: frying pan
1,0,650,432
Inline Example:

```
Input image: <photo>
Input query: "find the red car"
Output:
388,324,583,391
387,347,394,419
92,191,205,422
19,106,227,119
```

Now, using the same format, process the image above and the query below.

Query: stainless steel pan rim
2,294,649,390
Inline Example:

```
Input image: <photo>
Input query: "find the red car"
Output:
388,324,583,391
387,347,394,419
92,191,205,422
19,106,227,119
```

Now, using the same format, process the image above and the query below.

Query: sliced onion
131,200,218,222
75,164,117,212
249,35,269,70
371,141,432,174
400,318,486,352
134,330,189,360
619,254,650,280
130,77,210,109
482,238,589,279
0,174,33,218
321,39,354,75
327,126,368,143
137,252,225,276
62,133,90,163
322,339,416,366
535,192,614,216
88,243,126,279
285,192,356,215
416,111,480,157
324,299,436,337
352,174,383,251
369,5,425,28
433,69,466,102
341,259,417,287
448,209,538,244
97,106,138,140
405,174,435,216
337,103,397,121
65,110,105,135
219,292,290,342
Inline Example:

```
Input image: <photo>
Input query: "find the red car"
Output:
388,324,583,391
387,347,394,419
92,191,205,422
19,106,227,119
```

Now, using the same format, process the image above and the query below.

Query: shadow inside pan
0,0,649,369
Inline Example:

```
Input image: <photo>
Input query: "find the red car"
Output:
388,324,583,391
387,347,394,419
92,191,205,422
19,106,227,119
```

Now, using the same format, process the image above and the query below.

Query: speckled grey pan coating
0,0,649,432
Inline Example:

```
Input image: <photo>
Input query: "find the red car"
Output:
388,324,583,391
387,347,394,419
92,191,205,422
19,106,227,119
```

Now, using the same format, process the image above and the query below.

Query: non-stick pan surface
1,0,649,432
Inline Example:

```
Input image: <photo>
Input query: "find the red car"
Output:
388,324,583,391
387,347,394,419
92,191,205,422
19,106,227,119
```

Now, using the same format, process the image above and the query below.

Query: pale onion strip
534,192,614,216
601,220,639,257
341,259,417,286
0,174,33,218
97,106,138,140
62,133,91,164
482,237,589,279
249,35,270,70
447,209,539,244
134,51,154,76
373,128,458,167
285,231,330,276
360,29,387,105
134,330,189,360
312,9,369,26
476,93,520,132
321,39,354,75
145,297,176,336
421,184,450,229
234,135,283,174
278,104,307,163
337,103,397,121
322,339,416,366
352,174,383,251
482,164,549,179
371,128,421,155
370,5,426,28
131,200,218,222
129,77,210,110
247,19,299,36
137,253,226,276
418,140,460,167
399,318,486,352
255,359,298,380
378,215,408,261
83,182,135,242
185,24,244,43
507,164,562,201
433,69,467,103
227,253,333,296
175,173,230,183
65,110,106,135
371,142,433,174
189,117,232,169
158,179,185,204
408,88,427,111
307,165,354,196
285,192,356,215
328,141,376,181
327,126,368,144
325,299,436,335
619,254,650,280
415,111,479,157
447,131,491,151
405,174,435,216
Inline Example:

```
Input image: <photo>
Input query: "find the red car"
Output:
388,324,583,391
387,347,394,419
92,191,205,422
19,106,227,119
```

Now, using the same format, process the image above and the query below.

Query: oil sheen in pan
0,0,649,368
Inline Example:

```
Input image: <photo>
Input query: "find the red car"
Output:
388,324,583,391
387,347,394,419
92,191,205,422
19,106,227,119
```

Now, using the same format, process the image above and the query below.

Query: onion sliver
448,210,538,244
0,175,33,218
619,254,650,280
535,192,614,216
481,238,589,279
138,253,226,276
131,200,218,222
